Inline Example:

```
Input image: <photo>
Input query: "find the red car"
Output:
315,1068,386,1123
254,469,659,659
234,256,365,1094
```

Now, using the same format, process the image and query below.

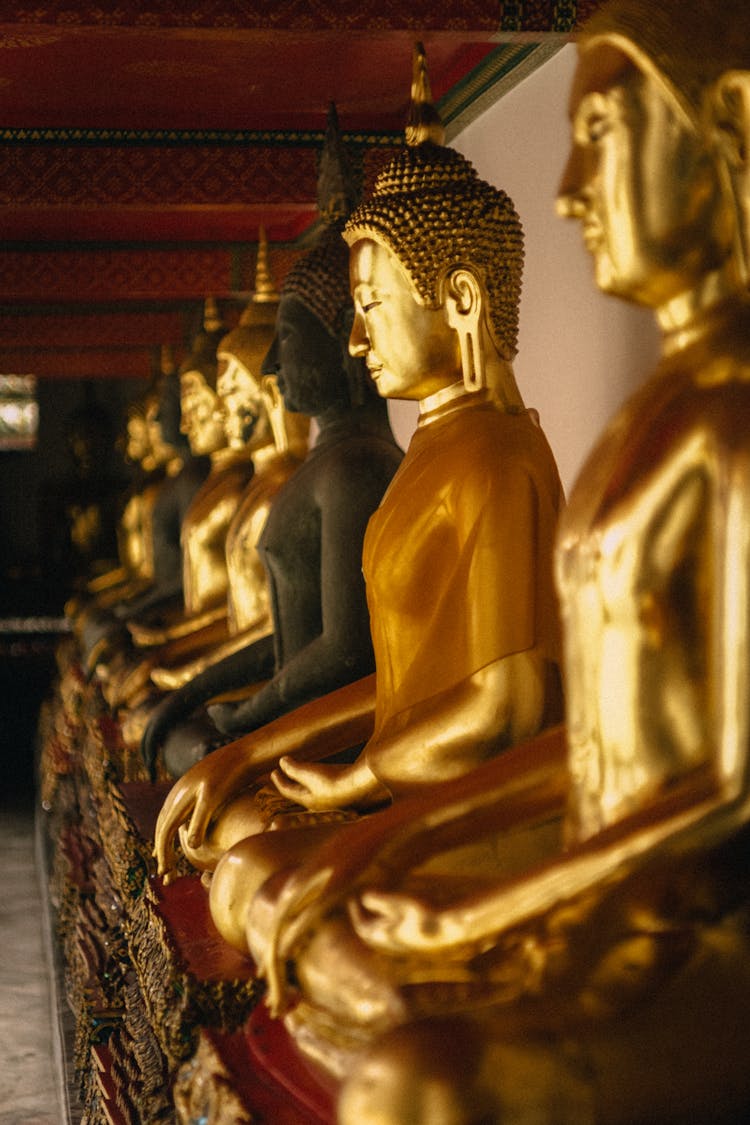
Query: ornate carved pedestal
40,659,326,1124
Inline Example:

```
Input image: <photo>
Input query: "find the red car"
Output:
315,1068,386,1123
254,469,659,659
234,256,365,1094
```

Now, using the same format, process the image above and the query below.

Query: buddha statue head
123,393,151,469
178,298,228,458
262,104,380,419
142,389,174,470
343,45,524,407
149,345,189,464
216,230,283,452
557,0,750,314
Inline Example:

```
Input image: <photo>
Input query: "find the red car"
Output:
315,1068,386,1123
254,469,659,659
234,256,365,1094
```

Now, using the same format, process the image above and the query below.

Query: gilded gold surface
154,51,564,980
234,8,750,1123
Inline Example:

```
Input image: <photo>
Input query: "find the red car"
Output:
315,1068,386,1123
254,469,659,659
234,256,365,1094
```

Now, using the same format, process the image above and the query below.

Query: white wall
388,44,660,494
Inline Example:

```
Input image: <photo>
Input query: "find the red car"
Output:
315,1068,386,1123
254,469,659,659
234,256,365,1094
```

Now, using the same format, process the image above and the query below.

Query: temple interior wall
387,43,661,495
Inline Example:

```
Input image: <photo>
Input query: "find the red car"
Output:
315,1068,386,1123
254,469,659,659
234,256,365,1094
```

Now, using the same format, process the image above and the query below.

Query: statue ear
710,72,750,170
709,72,750,285
444,268,486,393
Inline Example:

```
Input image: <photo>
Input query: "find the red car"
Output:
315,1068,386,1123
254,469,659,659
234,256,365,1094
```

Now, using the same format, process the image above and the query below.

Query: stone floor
0,794,65,1125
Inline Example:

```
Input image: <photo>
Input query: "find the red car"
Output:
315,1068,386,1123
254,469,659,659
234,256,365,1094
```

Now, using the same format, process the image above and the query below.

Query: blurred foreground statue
154,49,564,956
238,6,750,1124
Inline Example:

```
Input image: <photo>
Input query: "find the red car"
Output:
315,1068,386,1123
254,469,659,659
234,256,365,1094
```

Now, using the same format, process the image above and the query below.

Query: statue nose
349,312,369,357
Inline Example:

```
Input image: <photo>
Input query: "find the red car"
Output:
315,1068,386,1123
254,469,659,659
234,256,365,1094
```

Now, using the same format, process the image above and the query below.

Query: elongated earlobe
445,269,486,392
262,375,288,453
709,71,750,285
711,72,750,169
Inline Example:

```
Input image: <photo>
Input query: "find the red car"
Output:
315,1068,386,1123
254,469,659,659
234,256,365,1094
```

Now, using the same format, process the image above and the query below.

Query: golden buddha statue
72,375,185,664
76,388,165,608
141,105,403,780
153,53,565,953
79,348,212,677
235,8,750,1123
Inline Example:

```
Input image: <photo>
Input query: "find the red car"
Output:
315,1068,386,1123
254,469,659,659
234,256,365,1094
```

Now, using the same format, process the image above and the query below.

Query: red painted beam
0,346,157,379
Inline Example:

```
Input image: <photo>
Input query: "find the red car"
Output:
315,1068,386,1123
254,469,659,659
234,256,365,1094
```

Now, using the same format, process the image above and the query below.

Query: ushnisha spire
405,41,446,147
216,229,280,373
180,298,227,386
281,102,360,336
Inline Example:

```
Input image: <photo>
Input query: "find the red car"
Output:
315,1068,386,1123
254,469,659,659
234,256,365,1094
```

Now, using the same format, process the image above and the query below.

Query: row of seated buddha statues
157,2,750,1116
41,57,564,1124
39,102,411,1120
153,50,565,914
71,350,213,675
41,0,750,1118
58,103,405,780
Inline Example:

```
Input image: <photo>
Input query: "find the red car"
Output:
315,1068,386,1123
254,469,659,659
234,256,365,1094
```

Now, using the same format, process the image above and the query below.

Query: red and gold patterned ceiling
0,0,600,381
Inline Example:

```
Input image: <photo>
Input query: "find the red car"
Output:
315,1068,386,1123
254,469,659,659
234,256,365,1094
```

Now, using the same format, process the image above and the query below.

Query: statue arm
150,617,273,691
271,649,548,814
140,635,276,776
86,564,129,593
370,651,549,794
154,672,376,879
128,603,227,647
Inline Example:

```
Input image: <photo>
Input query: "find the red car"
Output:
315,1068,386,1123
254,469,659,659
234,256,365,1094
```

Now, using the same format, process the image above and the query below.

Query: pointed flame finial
203,296,222,333
160,343,176,377
405,42,445,147
252,226,279,304
317,101,358,222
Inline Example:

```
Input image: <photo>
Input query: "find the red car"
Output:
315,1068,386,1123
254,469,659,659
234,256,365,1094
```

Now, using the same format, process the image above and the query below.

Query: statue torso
259,424,403,673
181,453,255,616
557,301,750,841
225,451,302,633
363,397,564,744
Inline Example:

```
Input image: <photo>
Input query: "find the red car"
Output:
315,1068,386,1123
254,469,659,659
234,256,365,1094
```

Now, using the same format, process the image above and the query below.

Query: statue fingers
350,890,443,953
348,890,410,951
153,780,197,874
207,701,240,734
185,784,216,851
270,761,310,802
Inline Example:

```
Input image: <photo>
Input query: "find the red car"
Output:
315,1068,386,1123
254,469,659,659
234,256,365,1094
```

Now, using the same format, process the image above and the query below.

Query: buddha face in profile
179,368,226,457
557,45,731,309
349,238,462,400
215,353,264,450
145,395,175,466
262,294,350,416
124,408,150,466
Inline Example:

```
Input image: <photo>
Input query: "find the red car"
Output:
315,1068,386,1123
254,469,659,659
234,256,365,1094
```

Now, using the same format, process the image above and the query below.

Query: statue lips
581,221,603,252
